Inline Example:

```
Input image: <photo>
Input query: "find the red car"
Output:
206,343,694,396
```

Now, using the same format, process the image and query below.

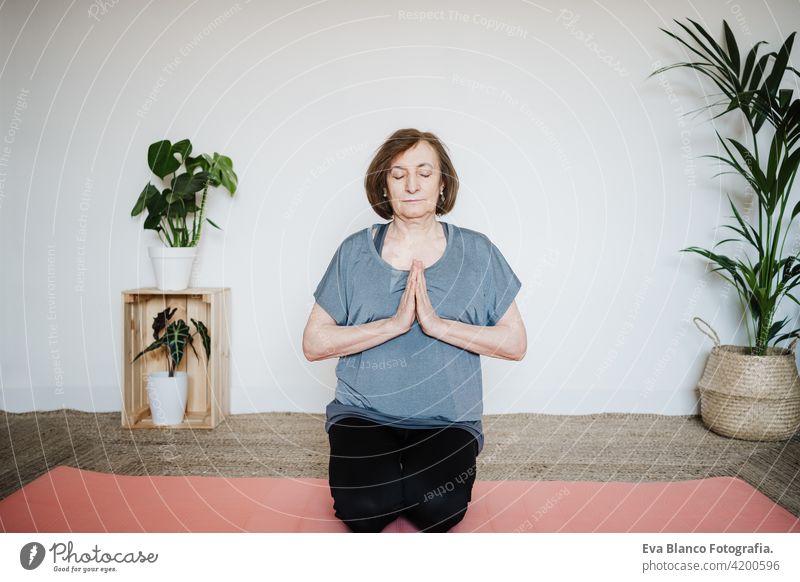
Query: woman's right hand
390,261,419,334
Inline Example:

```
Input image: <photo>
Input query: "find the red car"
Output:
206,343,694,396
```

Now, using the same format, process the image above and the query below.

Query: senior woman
303,128,526,533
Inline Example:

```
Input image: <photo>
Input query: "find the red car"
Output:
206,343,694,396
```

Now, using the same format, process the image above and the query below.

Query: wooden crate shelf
122,287,231,429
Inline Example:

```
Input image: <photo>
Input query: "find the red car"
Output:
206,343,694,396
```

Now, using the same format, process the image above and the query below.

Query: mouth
403,199,423,203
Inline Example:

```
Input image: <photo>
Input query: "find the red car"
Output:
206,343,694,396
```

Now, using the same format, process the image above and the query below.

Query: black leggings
328,416,478,533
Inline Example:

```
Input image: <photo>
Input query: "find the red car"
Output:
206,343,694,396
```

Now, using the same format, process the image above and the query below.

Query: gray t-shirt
313,220,522,456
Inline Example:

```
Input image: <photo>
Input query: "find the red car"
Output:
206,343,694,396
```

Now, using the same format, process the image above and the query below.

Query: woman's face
386,141,444,219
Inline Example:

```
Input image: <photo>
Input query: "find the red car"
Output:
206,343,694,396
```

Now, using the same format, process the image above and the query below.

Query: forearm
428,318,523,360
309,318,405,360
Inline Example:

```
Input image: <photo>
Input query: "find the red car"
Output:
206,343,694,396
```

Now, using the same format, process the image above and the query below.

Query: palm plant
132,307,211,377
650,19,800,355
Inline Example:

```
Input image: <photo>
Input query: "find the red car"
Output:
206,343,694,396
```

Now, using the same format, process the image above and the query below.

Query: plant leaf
767,316,791,342
152,307,177,340
190,318,212,363
185,154,209,174
132,183,159,216
148,140,182,179
721,20,740,76
209,153,238,194
143,190,168,231
185,332,199,361
671,19,728,72
680,246,748,291
168,171,209,202
741,40,768,90
163,319,191,370
132,335,166,363
171,139,192,165
726,192,762,252
686,18,735,72
764,32,796,100
773,329,800,345
786,293,800,307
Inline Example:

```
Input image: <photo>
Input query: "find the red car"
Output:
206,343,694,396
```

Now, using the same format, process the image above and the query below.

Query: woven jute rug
1,410,798,516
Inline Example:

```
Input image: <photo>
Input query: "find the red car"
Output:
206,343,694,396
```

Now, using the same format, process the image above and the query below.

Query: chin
403,209,433,218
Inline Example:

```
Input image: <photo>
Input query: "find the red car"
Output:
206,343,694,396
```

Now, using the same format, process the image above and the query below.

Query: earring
440,189,444,201
383,189,387,198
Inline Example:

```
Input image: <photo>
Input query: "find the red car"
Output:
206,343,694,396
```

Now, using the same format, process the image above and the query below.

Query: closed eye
392,173,432,179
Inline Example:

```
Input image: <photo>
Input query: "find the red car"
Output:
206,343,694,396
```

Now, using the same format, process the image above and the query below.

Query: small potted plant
132,306,211,426
131,139,238,290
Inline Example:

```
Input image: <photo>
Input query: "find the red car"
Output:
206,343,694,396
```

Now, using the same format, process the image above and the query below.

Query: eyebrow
390,163,434,170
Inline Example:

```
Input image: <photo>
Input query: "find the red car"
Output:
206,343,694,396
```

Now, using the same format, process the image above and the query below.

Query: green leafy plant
132,307,211,376
650,18,800,355
131,139,238,247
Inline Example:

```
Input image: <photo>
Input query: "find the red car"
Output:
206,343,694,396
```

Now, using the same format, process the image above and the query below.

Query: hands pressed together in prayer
391,259,445,337
306,255,524,361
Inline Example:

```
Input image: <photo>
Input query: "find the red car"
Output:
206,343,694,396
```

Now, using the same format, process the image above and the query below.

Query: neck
389,215,442,241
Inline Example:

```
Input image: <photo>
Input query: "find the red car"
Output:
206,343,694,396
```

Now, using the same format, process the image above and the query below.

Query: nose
405,174,419,193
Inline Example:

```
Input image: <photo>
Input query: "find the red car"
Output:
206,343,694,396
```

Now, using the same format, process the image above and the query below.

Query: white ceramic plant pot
148,246,197,291
146,371,188,426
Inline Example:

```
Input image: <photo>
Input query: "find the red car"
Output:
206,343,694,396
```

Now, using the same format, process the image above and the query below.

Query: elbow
302,330,323,362
303,340,326,362
491,329,527,361
509,338,527,361
303,325,337,362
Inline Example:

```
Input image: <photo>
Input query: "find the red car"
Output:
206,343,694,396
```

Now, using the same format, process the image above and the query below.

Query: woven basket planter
693,317,800,441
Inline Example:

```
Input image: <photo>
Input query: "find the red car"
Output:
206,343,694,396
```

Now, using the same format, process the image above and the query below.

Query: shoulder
450,223,493,254
343,227,366,247
335,226,368,253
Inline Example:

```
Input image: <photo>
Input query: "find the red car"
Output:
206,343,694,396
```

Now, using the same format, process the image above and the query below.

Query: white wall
1,0,799,416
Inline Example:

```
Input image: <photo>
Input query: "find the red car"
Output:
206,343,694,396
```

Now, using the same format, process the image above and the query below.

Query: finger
415,268,426,302
419,270,431,307
405,268,415,296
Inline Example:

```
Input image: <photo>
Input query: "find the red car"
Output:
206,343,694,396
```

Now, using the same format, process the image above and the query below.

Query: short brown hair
364,128,459,220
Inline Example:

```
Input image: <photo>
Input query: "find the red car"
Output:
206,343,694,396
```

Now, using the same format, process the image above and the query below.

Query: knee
331,490,404,533
405,494,470,533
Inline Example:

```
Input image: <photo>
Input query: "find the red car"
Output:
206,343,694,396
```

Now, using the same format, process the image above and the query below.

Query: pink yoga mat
1,466,797,533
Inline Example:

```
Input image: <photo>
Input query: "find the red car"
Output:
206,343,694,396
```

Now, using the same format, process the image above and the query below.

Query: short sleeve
485,240,522,326
313,241,349,326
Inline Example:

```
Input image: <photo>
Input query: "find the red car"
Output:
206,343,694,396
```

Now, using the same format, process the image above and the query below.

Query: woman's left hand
413,259,444,337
